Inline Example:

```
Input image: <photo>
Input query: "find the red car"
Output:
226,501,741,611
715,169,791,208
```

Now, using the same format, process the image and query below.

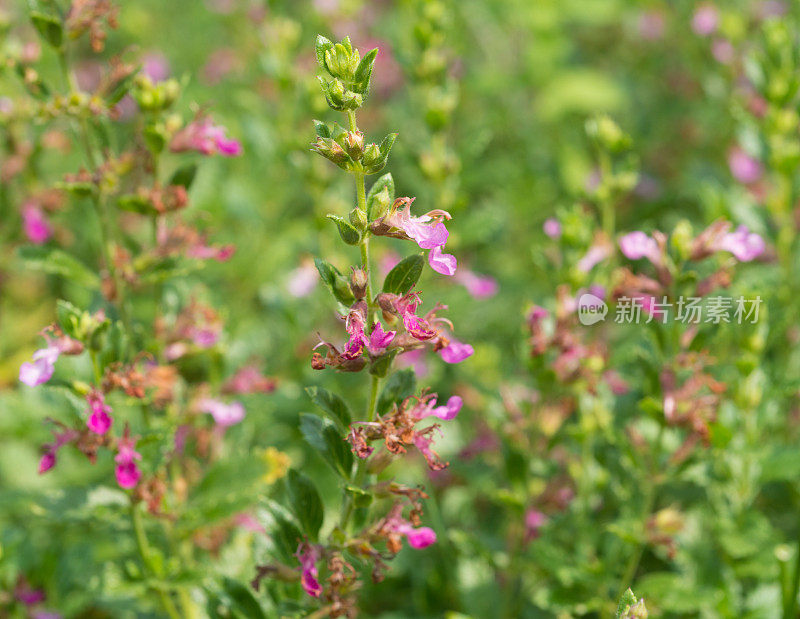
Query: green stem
130,504,181,619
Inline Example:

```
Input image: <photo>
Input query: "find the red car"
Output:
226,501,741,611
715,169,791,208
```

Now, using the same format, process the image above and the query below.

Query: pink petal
428,246,457,276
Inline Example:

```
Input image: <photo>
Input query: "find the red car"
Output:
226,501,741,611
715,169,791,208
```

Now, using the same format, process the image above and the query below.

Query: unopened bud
350,267,368,299
343,131,364,159
362,143,381,167
349,207,368,231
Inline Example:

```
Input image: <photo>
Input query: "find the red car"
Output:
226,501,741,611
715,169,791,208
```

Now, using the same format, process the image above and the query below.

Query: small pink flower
287,262,318,298
577,238,613,272
114,433,142,490
200,398,246,426
22,203,52,244
619,231,660,263
719,225,765,262
439,339,474,364
170,116,242,157
543,217,562,239
86,392,113,435
428,245,457,276
728,147,763,185
692,4,719,36
524,509,547,542
712,39,735,64
456,270,498,299
19,346,60,386
38,452,57,474
398,525,437,549
400,301,437,341
364,322,395,355
142,52,170,82
187,241,236,262
295,542,322,598
385,199,451,249
527,305,549,326
417,395,463,421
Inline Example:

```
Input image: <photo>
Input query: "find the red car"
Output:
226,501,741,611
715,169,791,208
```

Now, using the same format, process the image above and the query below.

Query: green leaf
315,35,335,72
18,246,99,287
299,413,353,478
313,119,331,138
616,589,638,618
366,173,394,218
284,470,323,540
314,258,355,306
169,163,198,189
383,253,424,295
28,2,62,48
354,48,378,93
306,386,352,429
56,300,83,339
326,214,361,245
258,501,303,563
118,194,159,216
221,578,267,619
377,369,416,415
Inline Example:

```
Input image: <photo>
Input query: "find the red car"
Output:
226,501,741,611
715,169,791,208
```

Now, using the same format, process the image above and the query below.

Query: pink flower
187,242,236,262
524,509,547,542
543,217,562,239
223,365,276,395
637,10,665,41
728,147,763,184
22,203,52,244
692,4,719,36
286,261,318,297
38,451,57,474
364,322,395,355
142,52,170,82
295,542,322,598
200,398,246,426
428,245,457,276
397,525,437,549
415,395,463,421
577,237,613,272
619,231,660,263
527,305,549,326
114,433,142,489
456,270,498,299
712,39,735,64
170,116,242,157
385,199,451,249
86,392,113,435
399,298,437,341
439,339,474,363
718,225,765,262
396,348,429,377
19,346,60,386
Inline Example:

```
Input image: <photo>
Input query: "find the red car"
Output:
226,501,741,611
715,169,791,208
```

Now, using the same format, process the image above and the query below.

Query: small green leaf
29,7,62,48
313,119,331,138
118,194,159,216
326,214,362,245
354,48,378,93
314,258,355,306
377,369,416,415
169,163,198,189
56,300,83,339
284,470,323,540
383,253,424,295
299,413,353,478
306,386,352,429
18,246,99,287
221,578,267,619
315,35,335,72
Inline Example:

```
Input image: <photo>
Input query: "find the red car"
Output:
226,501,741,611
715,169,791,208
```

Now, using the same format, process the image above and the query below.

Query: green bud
368,186,391,220
586,115,631,153
671,219,694,261
362,143,381,167
349,207,368,231
343,131,364,159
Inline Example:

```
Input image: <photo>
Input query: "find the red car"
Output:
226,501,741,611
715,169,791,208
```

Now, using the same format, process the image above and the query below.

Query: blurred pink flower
439,339,474,364
712,39,735,64
692,4,719,36
115,433,142,489
415,395,463,421
200,398,246,426
397,524,437,549
396,348,429,377
577,236,613,272
637,10,665,41
86,391,113,435
619,231,660,263
718,225,765,262
170,116,242,157
295,542,322,597
543,217,562,239
142,52,170,81
19,346,60,386
287,261,318,298
456,269,498,299
22,203,52,244
728,147,763,184
524,509,547,542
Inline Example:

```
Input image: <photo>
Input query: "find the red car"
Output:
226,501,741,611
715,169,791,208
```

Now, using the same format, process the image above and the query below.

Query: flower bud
349,207,368,231
350,267,368,300
343,131,364,159
586,114,631,153
362,143,381,167
670,219,693,261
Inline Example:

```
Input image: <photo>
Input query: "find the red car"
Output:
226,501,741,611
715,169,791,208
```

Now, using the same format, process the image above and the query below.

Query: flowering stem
130,503,181,619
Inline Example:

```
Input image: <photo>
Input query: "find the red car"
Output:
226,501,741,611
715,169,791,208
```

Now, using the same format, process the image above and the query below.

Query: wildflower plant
250,35,472,615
